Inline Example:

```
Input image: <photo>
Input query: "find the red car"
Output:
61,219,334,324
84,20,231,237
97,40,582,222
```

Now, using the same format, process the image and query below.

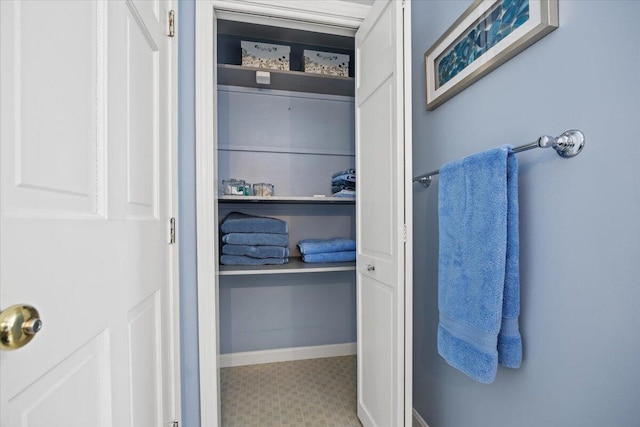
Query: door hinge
403,224,407,242
172,421,179,427
168,10,175,37
169,217,176,244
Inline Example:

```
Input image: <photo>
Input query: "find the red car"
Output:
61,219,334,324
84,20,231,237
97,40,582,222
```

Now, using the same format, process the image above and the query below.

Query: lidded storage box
241,41,290,71
303,50,350,77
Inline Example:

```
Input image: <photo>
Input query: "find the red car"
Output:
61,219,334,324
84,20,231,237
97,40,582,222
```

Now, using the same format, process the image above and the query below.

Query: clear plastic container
222,179,246,195
253,183,274,197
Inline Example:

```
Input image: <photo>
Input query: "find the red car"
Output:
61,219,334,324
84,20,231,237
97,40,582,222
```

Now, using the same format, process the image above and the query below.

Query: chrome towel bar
412,129,585,188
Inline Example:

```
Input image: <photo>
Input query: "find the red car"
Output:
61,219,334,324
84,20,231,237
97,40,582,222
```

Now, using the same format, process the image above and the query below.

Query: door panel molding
6,330,113,427
2,0,108,218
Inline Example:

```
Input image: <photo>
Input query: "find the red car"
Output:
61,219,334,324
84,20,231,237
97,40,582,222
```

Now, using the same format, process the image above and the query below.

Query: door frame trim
167,0,183,423
194,2,412,426
402,1,413,425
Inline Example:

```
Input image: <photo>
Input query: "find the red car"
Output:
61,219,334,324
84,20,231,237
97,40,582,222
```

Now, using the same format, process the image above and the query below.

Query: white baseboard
413,408,430,427
220,342,357,368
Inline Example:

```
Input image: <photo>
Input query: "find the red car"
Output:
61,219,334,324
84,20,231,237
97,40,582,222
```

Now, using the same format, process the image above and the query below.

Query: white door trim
211,0,370,36
194,2,412,426
412,408,430,427
195,1,221,426
220,342,357,368
403,1,414,426
168,0,183,421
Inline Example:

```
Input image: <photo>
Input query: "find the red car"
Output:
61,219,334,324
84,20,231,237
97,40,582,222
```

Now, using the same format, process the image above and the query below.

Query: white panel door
0,1,179,426
356,0,407,426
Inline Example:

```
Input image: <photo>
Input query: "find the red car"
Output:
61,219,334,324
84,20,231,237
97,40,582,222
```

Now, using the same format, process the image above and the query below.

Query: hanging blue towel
301,251,356,263
298,238,356,255
437,145,521,384
220,255,289,266
221,212,288,234
222,244,290,259
222,232,288,247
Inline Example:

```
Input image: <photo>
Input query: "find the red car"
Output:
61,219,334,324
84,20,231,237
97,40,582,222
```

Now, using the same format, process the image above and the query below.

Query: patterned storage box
303,50,350,77
241,41,290,71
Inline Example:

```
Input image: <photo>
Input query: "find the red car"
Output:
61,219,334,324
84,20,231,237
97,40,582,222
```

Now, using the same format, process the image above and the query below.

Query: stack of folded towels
220,212,289,265
331,168,356,198
298,237,356,263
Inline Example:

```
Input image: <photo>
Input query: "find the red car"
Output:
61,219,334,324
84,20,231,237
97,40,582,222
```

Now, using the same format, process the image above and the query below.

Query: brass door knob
0,304,42,351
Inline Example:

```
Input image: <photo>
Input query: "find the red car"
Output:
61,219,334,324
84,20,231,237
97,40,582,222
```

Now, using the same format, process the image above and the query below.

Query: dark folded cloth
332,183,356,193
301,251,356,263
332,168,356,179
331,174,356,184
221,212,288,234
222,232,288,247
298,238,356,255
222,244,290,259
220,255,289,265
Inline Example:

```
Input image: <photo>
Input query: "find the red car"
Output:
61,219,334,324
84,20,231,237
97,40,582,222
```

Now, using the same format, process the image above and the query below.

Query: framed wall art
425,0,558,110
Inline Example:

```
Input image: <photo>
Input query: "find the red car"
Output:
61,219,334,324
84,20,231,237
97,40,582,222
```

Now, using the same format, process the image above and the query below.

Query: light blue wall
177,1,201,426
411,1,640,426
220,271,356,353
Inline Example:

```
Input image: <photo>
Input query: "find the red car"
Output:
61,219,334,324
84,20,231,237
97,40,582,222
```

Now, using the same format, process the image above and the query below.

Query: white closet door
0,1,179,426
355,0,407,426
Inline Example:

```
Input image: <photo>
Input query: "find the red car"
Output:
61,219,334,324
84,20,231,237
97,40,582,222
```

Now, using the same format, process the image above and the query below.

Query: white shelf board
219,257,356,276
218,195,355,204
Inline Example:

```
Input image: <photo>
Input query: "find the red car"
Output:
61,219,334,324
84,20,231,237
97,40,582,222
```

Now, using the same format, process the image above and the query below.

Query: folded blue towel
221,212,288,234
220,255,289,265
332,168,355,179
298,238,356,255
222,233,288,247
437,145,521,384
222,244,290,259
301,251,356,263
331,174,356,184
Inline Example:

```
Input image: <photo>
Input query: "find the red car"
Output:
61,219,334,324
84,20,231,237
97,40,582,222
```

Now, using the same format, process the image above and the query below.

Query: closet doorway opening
194,1,413,426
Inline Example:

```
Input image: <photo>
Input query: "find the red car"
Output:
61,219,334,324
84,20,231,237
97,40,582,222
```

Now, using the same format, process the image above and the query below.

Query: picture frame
425,0,558,110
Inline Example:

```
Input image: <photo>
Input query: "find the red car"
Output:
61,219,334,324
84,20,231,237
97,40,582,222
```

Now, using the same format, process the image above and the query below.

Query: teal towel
301,251,356,263
437,145,521,384
221,233,288,247
222,244,290,259
298,238,356,254
220,255,289,266
221,212,288,234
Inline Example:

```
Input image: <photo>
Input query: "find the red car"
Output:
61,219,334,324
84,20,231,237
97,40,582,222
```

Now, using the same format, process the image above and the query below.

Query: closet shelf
219,257,356,276
218,195,355,205
218,64,355,97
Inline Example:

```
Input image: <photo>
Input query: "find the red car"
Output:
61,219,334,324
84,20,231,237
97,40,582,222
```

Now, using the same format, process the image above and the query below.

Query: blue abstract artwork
436,0,530,88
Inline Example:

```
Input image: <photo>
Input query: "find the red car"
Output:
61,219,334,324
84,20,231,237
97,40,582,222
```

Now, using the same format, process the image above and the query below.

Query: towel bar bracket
417,176,431,187
551,129,585,158
413,129,585,188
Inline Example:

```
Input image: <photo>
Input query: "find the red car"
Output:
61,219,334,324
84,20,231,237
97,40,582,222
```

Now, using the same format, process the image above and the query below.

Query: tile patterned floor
220,356,362,427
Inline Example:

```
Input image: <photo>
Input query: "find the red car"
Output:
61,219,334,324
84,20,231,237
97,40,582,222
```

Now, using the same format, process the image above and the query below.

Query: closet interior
214,19,360,425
